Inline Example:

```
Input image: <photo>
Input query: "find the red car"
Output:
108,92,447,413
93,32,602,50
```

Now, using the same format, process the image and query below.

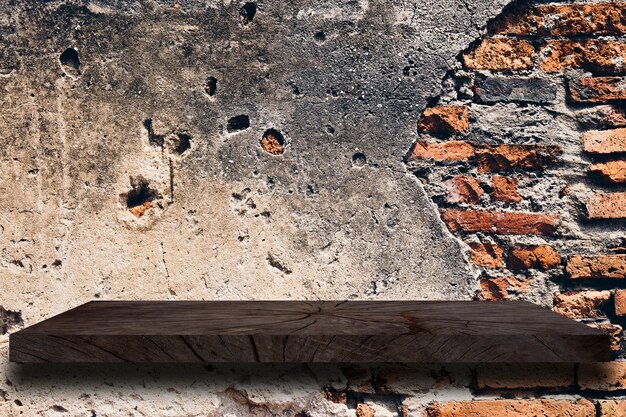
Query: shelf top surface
17,300,604,337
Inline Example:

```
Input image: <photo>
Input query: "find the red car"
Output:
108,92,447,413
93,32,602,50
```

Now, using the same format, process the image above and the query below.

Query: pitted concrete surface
1,0,511,414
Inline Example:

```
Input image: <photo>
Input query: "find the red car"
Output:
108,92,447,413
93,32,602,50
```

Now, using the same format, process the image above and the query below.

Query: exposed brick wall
406,0,626,348
401,0,626,414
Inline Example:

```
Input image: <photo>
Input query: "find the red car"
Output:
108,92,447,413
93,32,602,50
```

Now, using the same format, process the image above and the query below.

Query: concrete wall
2,0,626,416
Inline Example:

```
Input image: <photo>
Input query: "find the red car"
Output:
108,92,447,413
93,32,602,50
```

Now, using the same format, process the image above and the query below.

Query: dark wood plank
9,301,610,363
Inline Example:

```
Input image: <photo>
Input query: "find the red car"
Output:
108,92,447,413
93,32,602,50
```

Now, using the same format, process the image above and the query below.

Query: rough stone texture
599,400,626,417
579,362,626,390
474,76,557,104
409,141,475,161
583,129,626,154
427,399,595,417
507,245,561,270
566,255,626,279
462,38,535,71
540,40,626,74
417,106,469,134
5,0,626,415
468,242,503,268
553,290,611,319
615,290,626,316
441,209,558,236
590,161,626,184
586,193,626,219
569,77,626,103
490,176,521,203
445,176,484,204
474,144,561,172
476,363,575,389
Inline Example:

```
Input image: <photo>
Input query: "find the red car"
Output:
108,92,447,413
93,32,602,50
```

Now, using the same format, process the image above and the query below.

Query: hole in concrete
239,2,257,24
205,76,217,96
326,125,335,134
314,31,326,43
170,132,192,155
260,128,285,155
227,115,250,132
352,152,367,167
120,176,159,218
59,47,80,76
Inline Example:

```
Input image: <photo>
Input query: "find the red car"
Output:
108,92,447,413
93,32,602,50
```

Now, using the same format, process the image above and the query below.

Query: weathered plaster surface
0,0,510,415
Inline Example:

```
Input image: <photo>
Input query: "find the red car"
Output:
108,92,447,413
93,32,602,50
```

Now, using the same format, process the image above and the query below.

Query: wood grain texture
9,301,610,363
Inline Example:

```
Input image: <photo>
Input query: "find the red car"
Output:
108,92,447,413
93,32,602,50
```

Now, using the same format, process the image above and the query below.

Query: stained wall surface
3,0,626,416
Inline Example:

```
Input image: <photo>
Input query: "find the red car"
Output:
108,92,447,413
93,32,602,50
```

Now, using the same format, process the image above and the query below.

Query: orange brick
409,141,475,161
583,128,626,154
442,209,558,236
590,161,626,184
463,38,535,71
566,254,626,279
540,39,626,74
417,106,469,134
478,276,529,301
474,144,561,172
586,192,626,219
569,77,626,103
579,362,626,390
490,176,521,203
476,364,574,389
468,242,503,268
599,400,626,417
488,3,535,35
445,176,484,204
615,290,626,316
356,404,375,417
537,3,626,36
507,245,561,270
553,290,610,319
427,399,594,417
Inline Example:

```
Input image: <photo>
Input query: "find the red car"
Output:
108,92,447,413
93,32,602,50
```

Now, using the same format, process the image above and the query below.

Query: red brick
409,141,475,161
474,144,561,172
478,276,529,301
583,128,626,154
588,323,622,351
490,176,521,203
576,105,626,129
427,399,594,417
537,3,626,36
590,161,626,184
553,290,610,319
260,130,285,155
599,400,626,417
569,77,626,103
579,362,626,390
445,176,484,204
441,209,558,236
586,192,626,219
356,404,375,417
488,3,535,35
615,290,626,316
476,364,574,389
540,40,626,74
468,242,503,268
129,200,151,218
567,254,626,279
417,106,469,134
463,38,535,71
507,245,561,270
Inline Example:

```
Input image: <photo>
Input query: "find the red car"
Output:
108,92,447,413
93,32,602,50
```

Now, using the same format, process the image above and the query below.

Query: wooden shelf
10,300,610,363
